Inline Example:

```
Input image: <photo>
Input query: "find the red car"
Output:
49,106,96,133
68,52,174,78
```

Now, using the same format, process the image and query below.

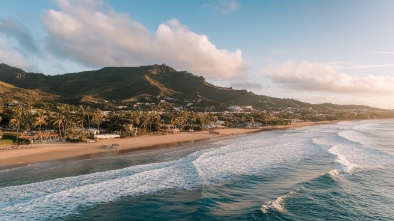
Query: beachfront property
94,134,121,140
19,130,61,143
159,124,180,133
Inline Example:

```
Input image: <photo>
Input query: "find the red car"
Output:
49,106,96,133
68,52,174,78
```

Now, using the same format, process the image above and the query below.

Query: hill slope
0,63,308,109
0,79,59,111
0,63,382,111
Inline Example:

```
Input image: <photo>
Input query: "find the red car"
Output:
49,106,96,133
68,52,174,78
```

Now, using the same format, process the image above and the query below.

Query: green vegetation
0,63,387,112
0,139,13,145
0,63,307,111
0,63,394,146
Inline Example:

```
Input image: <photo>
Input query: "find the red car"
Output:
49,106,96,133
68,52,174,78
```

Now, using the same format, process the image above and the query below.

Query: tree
139,111,150,133
21,105,35,131
77,105,86,129
9,106,23,144
148,111,161,132
91,108,103,131
85,106,92,129
51,108,65,140
33,109,48,142
74,105,87,141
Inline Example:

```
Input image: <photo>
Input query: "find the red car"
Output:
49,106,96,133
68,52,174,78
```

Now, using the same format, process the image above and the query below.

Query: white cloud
202,0,240,14
346,63,394,70
261,61,394,96
0,38,37,70
371,52,394,55
293,94,394,109
0,18,39,53
231,81,263,90
44,0,246,79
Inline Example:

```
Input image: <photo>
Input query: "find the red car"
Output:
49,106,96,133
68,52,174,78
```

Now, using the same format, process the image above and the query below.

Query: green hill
0,63,307,109
0,79,59,111
0,63,383,111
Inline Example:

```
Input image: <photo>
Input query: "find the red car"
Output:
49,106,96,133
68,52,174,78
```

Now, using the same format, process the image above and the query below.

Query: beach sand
0,121,335,168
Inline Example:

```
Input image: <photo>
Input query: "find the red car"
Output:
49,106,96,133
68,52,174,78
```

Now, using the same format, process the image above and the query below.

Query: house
94,134,121,140
159,124,180,133
102,111,112,116
228,106,241,112
8,100,20,106
244,122,262,128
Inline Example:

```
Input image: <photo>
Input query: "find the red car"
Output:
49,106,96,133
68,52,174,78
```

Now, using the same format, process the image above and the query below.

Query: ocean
0,120,393,220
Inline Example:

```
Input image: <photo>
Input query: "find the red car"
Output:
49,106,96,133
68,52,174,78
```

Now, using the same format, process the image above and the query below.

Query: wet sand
0,121,336,168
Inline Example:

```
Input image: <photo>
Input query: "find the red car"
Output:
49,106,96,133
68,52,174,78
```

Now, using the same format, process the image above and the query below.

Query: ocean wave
260,189,299,214
328,137,394,173
0,154,202,221
328,169,341,177
329,145,359,173
0,132,318,220
337,130,369,146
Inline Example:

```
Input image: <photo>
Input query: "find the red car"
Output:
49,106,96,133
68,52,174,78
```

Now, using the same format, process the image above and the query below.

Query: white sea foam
328,145,359,173
0,131,318,220
0,155,201,220
260,189,299,214
338,130,369,145
9,122,392,220
328,132,394,173
328,169,341,177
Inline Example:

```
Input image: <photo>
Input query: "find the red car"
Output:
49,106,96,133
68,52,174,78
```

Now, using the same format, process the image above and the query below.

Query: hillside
0,63,308,110
0,63,383,111
0,79,59,111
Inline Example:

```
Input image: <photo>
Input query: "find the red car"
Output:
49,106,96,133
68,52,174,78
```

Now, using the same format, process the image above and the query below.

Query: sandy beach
0,121,335,168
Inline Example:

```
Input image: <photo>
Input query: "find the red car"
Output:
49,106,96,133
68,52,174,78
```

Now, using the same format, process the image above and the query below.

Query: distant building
242,106,253,111
94,134,120,140
228,106,241,112
102,111,111,116
8,100,19,106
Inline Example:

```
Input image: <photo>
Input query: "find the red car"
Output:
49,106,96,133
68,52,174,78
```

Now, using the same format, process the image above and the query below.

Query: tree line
1,103,294,144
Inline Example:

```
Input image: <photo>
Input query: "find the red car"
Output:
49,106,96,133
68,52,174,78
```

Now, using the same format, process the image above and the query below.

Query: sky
1,0,394,109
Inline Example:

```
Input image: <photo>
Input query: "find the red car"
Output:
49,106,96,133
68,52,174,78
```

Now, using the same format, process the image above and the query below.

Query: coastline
0,121,336,168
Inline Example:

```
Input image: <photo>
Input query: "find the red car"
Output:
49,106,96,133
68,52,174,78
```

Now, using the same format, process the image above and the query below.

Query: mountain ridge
0,63,384,111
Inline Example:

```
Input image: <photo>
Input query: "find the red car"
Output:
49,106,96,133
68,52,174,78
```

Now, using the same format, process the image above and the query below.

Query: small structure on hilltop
228,106,241,112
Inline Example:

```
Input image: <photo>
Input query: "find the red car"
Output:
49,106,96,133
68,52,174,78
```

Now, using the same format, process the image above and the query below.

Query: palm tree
139,111,150,133
149,112,161,132
62,104,72,134
33,109,48,142
76,105,87,140
51,109,65,140
85,106,92,129
196,112,208,129
91,108,103,131
9,106,23,144
77,105,86,129
21,106,34,132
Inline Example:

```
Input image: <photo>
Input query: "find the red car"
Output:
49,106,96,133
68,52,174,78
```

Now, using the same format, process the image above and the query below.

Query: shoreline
0,121,337,168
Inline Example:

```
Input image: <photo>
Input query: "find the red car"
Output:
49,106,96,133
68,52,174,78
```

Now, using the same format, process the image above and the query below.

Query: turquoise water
0,120,393,220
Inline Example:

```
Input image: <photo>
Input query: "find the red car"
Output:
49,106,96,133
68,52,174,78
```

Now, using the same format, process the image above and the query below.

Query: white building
228,106,241,112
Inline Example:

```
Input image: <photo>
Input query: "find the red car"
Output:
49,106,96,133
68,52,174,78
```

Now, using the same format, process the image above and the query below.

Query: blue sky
1,0,394,108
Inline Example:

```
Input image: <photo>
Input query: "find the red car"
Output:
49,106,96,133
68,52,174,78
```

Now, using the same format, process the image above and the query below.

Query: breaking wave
261,189,299,214
0,132,315,220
